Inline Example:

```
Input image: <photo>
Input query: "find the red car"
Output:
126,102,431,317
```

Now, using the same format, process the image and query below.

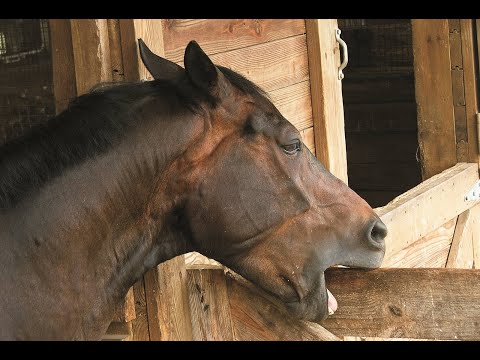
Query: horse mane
0,67,267,208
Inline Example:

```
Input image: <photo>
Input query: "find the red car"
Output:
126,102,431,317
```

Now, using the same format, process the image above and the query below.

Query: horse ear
138,38,183,80
184,40,219,93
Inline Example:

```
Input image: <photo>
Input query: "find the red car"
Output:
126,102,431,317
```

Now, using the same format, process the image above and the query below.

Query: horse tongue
327,288,338,315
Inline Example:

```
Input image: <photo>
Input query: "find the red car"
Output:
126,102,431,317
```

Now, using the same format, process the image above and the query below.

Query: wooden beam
225,271,340,341
305,19,348,184
111,287,136,323
187,269,235,340
49,19,77,114
375,163,479,263
412,19,456,180
471,204,480,269
130,278,150,341
322,268,480,340
70,19,112,95
446,210,474,268
107,19,125,82
118,19,193,341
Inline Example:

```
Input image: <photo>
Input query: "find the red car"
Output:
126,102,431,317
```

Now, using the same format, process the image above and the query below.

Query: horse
0,40,387,340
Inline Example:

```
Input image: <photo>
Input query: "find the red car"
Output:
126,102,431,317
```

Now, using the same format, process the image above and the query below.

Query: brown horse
0,40,387,340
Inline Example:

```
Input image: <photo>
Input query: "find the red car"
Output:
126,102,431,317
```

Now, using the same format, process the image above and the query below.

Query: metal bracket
335,29,348,80
465,180,480,201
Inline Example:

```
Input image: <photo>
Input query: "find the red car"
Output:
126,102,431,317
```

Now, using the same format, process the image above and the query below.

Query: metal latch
465,180,480,201
335,29,348,80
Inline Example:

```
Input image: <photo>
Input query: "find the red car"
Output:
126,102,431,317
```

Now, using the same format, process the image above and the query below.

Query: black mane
0,67,267,208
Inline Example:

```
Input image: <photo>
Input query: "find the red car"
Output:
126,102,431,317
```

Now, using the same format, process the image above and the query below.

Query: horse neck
4,107,203,339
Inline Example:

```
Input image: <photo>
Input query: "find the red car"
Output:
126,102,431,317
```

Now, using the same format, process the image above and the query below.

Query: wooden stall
42,19,480,341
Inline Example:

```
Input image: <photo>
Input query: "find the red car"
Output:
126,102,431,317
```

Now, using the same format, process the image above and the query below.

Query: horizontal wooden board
344,102,417,133
376,163,479,262
346,132,419,164
322,268,480,340
348,163,421,191
342,76,416,104
382,217,457,268
269,80,313,131
163,19,306,64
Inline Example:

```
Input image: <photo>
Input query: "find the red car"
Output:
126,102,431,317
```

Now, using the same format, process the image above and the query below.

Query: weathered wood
301,127,315,154
187,269,234,341
119,19,164,81
226,271,340,341
269,80,313,132
460,19,480,165
322,268,480,340
112,287,136,322
446,210,474,268
49,19,77,113
306,19,348,184
144,256,193,340
471,203,480,269
162,19,306,64
70,19,112,95
376,163,479,261
102,321,132,341
412,19,456,180
382,217,456,268
107,19,125,82
130,279,150,341
184,252,222,269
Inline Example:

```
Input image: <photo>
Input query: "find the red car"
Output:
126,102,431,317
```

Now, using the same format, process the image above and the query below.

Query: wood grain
322,268,480,340
111,287,136,322
446,210,474,269
412,19,456,180
269,80,313,132
382,217,456,268
187,269,234,340
163,19,306,64
306,19,348,184
107,19,125,82
49,19,77,114
70,19,112,95
301,127,315,154
375,163,479,260
471,203,480,269
130,278,150,341
226,271,340,341
184,252,222,269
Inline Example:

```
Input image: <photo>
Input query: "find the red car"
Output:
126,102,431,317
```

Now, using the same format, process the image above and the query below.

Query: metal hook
335,29,348,80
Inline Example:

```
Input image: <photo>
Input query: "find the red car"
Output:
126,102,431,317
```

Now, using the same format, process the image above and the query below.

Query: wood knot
388,304,403,317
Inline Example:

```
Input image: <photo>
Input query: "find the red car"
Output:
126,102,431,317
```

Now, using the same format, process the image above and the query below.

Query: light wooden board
375,163,479,261
322,268,480,340
163,19,306,64
446,210,474,269
70,19,112,95
130,278,150,341
111,287,136,323
382,217,457,268
225,271,340,341
471,203,480,269
49,19,77,114
305,19,348,184
187,269,235,340
412,19,456,180
269,80,313,132
184,252,222,269
301,127,315,154
107,19,125,82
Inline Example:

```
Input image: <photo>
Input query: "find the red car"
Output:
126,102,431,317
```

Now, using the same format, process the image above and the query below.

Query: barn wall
160,19,315,153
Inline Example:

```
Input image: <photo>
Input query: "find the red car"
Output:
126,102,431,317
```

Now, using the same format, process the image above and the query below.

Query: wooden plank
130,279,150,341
208,35,309,93
163,19,306,64
269,80,313,132
460,19,480,164
187,269,234,341
471,203,480,269
301,127,315,154
322,268,480,340
184,252,222,269
102,321,132,341
375,163,479,261
382,217,456,268
448,28,463,70
446,210,474,268
107,19,125,82
306,19,348,184
111,287,136,322
49,19,77,114
412,19,456,180
119,19,164,81
226,271,340,341
144,256,193,340
70,19,112,95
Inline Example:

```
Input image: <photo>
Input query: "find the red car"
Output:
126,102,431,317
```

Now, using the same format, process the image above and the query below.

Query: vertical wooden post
49,20,77,114
305,19,348,184
412,19,457,180
118,19,193,341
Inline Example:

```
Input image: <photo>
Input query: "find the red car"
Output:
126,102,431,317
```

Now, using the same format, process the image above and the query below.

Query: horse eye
281,140,301,155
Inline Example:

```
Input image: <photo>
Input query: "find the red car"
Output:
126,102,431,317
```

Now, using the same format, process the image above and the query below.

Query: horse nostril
367,219,387,249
